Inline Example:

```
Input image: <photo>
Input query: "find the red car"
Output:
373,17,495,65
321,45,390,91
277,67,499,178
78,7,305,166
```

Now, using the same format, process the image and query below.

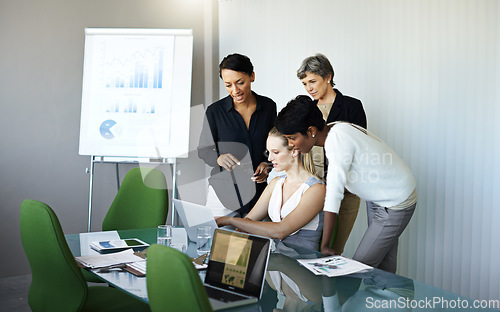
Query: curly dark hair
275,95,325,135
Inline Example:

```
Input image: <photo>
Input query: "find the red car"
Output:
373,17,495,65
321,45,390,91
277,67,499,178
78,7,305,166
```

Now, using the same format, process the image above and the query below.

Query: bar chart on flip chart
79,28,193,158
103,47,165,90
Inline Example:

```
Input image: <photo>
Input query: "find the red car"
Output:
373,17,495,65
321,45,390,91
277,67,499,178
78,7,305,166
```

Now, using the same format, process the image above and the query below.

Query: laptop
173,199,219,242
204,228,271,310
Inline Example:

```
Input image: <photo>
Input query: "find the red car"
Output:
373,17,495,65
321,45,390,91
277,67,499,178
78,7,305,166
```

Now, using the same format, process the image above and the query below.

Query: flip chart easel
79,28,193,231
86,156,179,232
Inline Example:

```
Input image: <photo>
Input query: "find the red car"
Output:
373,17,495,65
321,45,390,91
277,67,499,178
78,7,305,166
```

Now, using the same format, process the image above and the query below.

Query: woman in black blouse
297,53,367,255
198,54,277,216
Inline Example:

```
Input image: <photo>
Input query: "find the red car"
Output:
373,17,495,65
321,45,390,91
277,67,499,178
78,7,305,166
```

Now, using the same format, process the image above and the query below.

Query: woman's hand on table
215,216,232,227
320,245,340,256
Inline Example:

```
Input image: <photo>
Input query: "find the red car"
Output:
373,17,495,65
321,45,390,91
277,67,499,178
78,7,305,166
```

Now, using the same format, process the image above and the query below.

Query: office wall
0,0,219,277
219,0,500,302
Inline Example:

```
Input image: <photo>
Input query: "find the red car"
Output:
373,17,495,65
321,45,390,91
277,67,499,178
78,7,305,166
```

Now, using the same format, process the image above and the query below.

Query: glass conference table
66,228,498,312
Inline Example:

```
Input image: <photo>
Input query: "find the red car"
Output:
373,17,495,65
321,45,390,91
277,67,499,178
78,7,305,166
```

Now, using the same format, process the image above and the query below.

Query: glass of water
171,243,187,253
157,225,172,247
197,226,212,255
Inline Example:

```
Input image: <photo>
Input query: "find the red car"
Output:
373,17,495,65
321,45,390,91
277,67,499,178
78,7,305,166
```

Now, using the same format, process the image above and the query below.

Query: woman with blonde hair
216,128,325,250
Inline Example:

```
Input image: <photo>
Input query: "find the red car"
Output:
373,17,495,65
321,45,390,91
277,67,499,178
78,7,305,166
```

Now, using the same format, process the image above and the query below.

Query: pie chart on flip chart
100,119,122,139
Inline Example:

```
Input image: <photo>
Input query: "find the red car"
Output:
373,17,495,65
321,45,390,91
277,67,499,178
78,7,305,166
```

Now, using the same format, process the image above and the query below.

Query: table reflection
265,241,414,312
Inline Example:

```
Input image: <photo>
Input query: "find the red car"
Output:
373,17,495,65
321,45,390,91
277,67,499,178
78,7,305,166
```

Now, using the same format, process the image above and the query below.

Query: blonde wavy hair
268,127,318,178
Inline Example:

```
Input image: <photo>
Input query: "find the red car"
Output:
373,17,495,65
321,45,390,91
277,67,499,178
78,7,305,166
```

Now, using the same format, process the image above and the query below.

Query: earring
312,134,315,138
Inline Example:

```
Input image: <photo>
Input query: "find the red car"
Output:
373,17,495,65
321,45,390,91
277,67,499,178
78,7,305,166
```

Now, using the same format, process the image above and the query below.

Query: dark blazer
197,92,277,214
325,89,367,128
197,92,277,173
323,89,367,178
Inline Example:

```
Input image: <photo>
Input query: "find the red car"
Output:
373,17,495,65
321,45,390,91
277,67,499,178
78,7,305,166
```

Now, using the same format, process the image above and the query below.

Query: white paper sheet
75,249,145,268
297,255,372,277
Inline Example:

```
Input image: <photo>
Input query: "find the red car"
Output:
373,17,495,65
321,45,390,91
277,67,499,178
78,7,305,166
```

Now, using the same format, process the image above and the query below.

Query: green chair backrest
146,244,213,312
20,199,88,312
102,167,168,231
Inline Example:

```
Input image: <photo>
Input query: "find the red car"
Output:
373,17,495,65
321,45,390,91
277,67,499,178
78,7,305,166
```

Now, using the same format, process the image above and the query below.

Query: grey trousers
352,201,416,273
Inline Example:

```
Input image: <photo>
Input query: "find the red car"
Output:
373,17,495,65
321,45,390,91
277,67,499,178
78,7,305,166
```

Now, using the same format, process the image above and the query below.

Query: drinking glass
157,225,172,247
197,226,212,255
171,243,187,253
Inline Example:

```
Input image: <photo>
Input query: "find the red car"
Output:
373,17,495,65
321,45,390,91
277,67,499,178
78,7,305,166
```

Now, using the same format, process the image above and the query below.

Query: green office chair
146,244,213,312
102,167,168,231
20,199,151,312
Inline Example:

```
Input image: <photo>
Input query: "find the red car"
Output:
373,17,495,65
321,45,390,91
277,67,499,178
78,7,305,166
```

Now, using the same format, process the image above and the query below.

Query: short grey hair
297,53,335,87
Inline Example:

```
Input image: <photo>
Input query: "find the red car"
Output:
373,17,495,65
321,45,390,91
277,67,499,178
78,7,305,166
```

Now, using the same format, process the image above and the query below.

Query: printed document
297,255,372,277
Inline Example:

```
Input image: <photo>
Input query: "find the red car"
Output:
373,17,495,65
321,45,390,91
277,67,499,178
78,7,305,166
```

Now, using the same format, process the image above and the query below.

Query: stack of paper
297,255,372,277
75,249,145,269
125,261,147,276
124,258,206,277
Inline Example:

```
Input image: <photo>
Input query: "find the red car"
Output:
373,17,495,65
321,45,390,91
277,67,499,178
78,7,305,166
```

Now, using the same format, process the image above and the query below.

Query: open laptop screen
172,199,218,242
204,229,271,299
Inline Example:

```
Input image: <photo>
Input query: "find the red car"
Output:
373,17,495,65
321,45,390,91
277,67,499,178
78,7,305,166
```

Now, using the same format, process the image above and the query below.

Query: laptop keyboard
204,285,249,302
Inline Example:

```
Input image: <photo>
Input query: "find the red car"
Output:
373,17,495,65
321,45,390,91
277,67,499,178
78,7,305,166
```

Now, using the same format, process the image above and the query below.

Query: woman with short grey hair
297,53,367,256
297,53,336,88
